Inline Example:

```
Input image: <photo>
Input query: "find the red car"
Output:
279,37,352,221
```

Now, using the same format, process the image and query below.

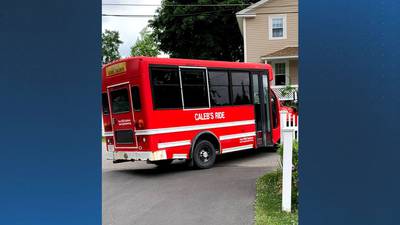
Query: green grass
255,170,298,225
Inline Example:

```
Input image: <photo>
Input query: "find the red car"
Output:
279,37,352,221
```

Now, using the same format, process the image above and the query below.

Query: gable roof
236,0,271,34
261,47,298,60
236,0,271,15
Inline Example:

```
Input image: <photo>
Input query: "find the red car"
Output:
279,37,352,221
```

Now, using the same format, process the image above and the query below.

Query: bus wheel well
191,132,221,157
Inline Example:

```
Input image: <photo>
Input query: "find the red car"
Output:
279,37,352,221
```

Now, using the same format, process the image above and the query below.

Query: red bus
102,57,281,169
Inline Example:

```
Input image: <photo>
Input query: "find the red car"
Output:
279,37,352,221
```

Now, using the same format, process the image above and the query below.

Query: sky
102,0,162,57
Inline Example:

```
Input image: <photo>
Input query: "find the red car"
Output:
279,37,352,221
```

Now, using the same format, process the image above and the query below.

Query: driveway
102,145,279,225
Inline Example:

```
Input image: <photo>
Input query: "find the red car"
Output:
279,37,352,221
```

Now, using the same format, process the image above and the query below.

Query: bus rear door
252,73,273,147
107,83,138,149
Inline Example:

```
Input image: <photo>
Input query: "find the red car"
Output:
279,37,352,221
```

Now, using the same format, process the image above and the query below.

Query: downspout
243,17,247,63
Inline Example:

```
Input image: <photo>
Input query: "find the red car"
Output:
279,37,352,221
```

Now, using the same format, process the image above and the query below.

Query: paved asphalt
102,144,279,225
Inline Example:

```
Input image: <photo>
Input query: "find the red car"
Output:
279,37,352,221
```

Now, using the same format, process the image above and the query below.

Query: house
236,0,298,100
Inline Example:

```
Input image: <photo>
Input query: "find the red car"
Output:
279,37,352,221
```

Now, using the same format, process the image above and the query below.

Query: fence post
280,110,288,129
282,128,293,212
102,118,104,137
280,110,288,144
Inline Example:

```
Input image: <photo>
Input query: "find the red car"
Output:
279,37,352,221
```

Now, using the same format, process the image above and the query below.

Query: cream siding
289,60,298,85
244,0,298,63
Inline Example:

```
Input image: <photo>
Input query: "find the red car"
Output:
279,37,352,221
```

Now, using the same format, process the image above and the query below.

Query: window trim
149,66,183,110
268,14,287,40
130,86,141,111
109,88,131,114
230,71,252,106
179,66,211,110
208,70,232,106
270,91,279,129
149,65,268,110
272,60,289,86
102,93,110,115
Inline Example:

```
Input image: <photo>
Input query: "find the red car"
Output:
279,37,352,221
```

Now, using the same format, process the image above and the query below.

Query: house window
274,63,286,86
269,15,286,40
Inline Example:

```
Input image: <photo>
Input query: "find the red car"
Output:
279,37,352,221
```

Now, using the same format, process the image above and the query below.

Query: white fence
280,110,299,141
281,127,293,212
279,110,299,212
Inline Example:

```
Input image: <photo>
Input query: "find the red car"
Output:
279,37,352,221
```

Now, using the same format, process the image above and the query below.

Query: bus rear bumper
107,150,168,162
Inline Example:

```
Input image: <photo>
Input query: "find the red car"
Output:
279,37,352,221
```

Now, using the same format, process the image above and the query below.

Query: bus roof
103,56,272,71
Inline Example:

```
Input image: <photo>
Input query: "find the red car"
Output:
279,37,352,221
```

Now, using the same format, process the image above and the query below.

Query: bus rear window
115,130,134,144
102,93,110,115
131,86,141,111
110,89,130,114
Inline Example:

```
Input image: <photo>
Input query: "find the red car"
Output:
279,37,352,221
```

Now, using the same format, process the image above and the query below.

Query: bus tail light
107,138,114,145
104,123,112,131
136,119,144,129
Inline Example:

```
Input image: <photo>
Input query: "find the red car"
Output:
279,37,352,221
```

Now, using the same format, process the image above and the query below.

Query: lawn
255,170,298,225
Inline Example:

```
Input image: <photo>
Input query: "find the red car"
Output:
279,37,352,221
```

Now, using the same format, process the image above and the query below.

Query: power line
102,14,156,17
102,7,239,18
102,3,298,8
102,9,236,18
102,11,298,18
102,3,250,7
174,8,236,17
102,4,298,18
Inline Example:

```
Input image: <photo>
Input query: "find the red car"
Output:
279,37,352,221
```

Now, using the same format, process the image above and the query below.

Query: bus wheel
192,140,216,169
152,159,173,167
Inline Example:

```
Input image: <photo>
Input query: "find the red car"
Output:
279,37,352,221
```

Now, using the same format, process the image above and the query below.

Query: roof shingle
261,47,298,59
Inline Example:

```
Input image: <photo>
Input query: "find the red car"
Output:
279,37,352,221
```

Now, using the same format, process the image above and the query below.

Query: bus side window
181,69,209,109
231,71,251,105
150,67,182,109
208,70,231,106
131,86,141,111
102,93,110,115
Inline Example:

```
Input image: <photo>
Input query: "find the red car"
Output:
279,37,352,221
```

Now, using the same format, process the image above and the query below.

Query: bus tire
152,159,173,167
192,140,216,169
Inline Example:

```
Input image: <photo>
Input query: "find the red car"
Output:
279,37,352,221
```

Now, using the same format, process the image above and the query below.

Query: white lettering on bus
194,112,225,121
118,119,132,126
239,136,254,143
215,112,225,119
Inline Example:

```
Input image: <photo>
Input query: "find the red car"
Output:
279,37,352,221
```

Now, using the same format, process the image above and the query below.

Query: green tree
131,28,160,57
149,0,255,61
102,30,123,64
